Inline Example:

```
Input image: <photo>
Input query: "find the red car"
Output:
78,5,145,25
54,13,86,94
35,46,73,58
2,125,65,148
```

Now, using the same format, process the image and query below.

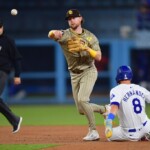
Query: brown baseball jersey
58,28,101,72
57,28,103,131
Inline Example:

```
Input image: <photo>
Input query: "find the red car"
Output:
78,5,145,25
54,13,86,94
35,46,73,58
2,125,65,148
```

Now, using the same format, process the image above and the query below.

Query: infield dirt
0,126,149,150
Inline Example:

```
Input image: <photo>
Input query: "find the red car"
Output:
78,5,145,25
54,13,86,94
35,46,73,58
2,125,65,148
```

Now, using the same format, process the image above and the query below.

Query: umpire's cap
65,9,82,20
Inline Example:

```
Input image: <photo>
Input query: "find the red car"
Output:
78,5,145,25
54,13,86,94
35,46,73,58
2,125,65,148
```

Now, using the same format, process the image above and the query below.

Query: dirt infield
0,126,149,150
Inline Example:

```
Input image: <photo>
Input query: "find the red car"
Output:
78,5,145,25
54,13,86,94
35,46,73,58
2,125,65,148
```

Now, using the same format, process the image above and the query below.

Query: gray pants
0,70,19,127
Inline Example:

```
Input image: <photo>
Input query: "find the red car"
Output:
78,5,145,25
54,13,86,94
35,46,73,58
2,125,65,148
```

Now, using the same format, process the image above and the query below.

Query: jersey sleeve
90,33,101,51
7,37,22,77
57,29,70,44
110,86,123,107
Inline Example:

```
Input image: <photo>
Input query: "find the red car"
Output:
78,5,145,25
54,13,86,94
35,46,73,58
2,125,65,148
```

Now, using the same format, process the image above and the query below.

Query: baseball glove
67,37,88,52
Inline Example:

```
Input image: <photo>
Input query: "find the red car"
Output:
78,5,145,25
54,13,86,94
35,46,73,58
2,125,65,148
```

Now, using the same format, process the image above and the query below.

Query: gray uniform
58,28,103,130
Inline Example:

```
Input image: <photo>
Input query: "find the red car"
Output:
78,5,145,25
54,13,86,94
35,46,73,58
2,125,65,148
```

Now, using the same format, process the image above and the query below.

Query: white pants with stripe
108,119,150,141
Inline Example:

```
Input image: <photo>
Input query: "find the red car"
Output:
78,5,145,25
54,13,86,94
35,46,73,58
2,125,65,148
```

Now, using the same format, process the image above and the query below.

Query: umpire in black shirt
0,19,22,133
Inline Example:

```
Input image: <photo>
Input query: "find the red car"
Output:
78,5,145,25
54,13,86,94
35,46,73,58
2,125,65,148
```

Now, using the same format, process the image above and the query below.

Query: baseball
11,9,18,16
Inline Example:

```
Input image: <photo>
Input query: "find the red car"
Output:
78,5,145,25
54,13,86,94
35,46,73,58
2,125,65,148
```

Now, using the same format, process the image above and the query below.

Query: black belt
71,69,84,74
128,121,147,132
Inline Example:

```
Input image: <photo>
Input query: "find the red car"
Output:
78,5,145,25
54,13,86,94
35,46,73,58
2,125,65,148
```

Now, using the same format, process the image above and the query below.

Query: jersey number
132,98,142,114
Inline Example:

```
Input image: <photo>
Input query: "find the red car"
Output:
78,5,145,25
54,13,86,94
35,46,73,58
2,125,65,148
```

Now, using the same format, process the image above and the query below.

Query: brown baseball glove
67,37,88,52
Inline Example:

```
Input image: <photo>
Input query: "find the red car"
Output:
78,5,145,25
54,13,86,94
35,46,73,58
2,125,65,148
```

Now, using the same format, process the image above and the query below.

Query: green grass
0,144,56,150
146,103,150,116
0,104,106,126
1,104,150,126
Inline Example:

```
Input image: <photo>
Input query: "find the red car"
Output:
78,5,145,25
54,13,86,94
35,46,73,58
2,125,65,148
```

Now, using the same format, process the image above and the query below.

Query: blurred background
1,0,150,105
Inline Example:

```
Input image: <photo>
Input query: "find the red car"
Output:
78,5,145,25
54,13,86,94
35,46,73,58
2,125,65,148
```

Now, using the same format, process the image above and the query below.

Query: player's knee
78,98,89,106
78,99,87,115
77,95,89,114
78,99,83,106
77,105,84,115
79,111,84,115
78,96,89,103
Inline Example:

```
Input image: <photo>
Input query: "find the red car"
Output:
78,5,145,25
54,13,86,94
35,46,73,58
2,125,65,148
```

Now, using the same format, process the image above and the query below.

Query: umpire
0,19,22,133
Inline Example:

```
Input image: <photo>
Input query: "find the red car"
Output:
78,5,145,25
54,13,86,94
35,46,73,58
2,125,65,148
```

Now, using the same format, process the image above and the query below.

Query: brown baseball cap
65,9,82,20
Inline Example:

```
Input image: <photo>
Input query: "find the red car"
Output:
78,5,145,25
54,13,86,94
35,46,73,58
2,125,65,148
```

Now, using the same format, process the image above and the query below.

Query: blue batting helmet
116,66,133,83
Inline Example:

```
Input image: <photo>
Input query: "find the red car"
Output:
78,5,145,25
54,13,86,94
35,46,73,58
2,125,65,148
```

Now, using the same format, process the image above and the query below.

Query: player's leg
71,76,84,115
108,126,141,141
0,71,22,133
78,68,99,140
70,69,104,116
71,74,99,140
107,126,128,141
90,103,110,118
78,68,97,130
0,98,22,133
89,103,105,113
142,119,150,141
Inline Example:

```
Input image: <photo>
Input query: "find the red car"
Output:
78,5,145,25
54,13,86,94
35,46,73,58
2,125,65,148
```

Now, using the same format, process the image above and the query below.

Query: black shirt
0,33,22,77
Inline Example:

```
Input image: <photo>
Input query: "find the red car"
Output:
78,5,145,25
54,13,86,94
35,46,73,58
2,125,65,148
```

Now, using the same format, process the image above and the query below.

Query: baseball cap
65,9,82,20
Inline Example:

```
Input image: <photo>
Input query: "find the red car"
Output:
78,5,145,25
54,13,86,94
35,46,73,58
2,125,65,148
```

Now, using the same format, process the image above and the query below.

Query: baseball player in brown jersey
48,9,109,141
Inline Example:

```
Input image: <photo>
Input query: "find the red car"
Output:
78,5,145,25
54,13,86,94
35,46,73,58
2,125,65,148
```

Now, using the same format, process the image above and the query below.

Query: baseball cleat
12,117,23,133
145,132,150,141
83,130,100,141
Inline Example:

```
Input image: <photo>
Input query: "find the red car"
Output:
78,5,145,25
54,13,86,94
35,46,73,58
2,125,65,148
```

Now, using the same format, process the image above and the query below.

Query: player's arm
48,30,63,40
82,39,102,61
86,36,102,61
86,47,102,61
105,104,118,138
67,37,102,61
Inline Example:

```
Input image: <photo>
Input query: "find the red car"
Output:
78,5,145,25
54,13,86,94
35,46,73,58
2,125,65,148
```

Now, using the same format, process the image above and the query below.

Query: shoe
12,117,23,133
145,132,150,141
83,130,100,141
102,104,111,119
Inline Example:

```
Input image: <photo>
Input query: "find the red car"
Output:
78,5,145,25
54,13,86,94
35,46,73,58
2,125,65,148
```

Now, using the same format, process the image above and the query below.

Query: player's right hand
48,30,55,39
14,77,21,85
48,30,63,40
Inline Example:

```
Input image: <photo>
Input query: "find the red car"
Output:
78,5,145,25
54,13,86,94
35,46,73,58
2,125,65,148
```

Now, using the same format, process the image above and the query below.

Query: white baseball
11,9,18,16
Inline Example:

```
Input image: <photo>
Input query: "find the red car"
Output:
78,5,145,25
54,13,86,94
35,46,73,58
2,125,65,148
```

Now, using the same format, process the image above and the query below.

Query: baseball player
105,65,150,141
0,19,22,133
48,9,109,141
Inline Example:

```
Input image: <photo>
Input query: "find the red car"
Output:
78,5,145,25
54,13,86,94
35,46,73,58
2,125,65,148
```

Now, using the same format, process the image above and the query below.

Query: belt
128,121,147,132
71,69,84,74
71,66,92,74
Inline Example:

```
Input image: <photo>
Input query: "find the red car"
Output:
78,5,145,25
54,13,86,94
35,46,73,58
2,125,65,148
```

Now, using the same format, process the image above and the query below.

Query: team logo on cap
68,10,73,14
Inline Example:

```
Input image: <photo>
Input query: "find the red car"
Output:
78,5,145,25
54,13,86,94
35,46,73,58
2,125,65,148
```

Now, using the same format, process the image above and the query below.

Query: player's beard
70,23,78,30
